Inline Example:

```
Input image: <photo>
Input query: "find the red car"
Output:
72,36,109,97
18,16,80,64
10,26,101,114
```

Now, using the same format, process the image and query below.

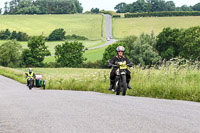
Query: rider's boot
108,80,115,90
127,84,132,89
127,81,132,89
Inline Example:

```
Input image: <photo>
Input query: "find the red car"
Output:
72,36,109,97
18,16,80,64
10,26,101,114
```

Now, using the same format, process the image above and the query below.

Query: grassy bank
1,65,200,102
113,16,200,38
0,14,103,40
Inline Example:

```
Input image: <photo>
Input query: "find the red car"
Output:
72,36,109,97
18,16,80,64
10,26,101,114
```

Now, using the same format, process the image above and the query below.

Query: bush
155,27,182,60
178,26,200,61
0,29,29,41
120,35,138,53
0,40,22,67
125,11,200,18
16,32,29,41
47,28,66,41
113,15,121,18
22,36,51,67
65,34,88,40
55,41,86,67
0,29,11,40
130,33,161,66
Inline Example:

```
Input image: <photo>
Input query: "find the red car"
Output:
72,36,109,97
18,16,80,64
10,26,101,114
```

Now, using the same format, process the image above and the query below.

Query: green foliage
112,15,121,18
5,0,83,14
102,42,129,67
193,3,200,11
48,28,66,41
178,26,200,61
0,29,29,41
125,11,200,18
114,2,128,13
16,32,29,41
55,41,86,67
22,36,51,67
65,34,88,40
0,29,11,40
91,8,99,14
120,35,138,53
130,33,161,66
155,27,182,60
114,0,200,13
0,40,22,67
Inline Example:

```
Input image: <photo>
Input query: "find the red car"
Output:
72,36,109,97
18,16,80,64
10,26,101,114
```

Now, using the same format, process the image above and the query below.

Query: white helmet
116,46,125,52
29,68,32,73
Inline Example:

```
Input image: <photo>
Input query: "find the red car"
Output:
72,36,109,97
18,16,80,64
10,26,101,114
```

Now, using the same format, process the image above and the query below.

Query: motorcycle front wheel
29,80,33,90
121,75,127,96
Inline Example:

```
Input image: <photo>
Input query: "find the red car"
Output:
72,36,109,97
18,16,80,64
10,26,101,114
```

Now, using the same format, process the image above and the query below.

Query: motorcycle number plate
119,61,127,69
120,66,127,69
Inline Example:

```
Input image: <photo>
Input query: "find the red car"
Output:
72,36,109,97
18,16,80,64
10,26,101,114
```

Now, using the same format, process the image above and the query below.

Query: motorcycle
25,73,34,90
111,61,132,96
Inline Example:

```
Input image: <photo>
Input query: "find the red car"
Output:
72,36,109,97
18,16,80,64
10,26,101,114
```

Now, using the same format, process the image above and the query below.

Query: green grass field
44,45,106,63
113,16,200,38
84,46,106,62
0,14,103,40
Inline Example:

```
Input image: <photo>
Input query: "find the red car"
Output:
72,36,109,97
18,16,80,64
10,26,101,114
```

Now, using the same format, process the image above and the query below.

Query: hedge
125,11,200,18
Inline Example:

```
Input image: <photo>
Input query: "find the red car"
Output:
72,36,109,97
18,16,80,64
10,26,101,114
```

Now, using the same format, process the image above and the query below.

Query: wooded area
3,0,83,14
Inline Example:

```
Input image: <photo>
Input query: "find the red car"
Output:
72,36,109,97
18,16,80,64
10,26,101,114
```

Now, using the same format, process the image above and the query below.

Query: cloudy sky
0,0,199,12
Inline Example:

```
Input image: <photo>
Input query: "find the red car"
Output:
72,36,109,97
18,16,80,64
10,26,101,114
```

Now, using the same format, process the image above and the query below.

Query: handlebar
111,64,133,68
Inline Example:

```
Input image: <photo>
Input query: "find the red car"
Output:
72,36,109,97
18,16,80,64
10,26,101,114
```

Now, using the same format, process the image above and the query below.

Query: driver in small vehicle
26,68,36,86
107,46,133,90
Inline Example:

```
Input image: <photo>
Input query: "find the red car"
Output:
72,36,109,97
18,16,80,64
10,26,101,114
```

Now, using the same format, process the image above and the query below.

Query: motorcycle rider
26,68,36,86
107,46,133,90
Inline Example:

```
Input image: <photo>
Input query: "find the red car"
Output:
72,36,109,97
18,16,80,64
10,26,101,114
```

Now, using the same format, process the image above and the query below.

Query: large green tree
130,33,161,66
47,28,65,41
120,35,137,54
0,40,22,67
114,2,127,13
5,0,83,14
193,2,200,11
22,36,51,67
55,41,85,67
178,26,200,60
155,27,182,60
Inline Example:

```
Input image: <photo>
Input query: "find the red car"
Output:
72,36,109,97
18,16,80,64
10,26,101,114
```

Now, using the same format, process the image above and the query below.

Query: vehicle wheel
29,81,32,90
122,75,127,96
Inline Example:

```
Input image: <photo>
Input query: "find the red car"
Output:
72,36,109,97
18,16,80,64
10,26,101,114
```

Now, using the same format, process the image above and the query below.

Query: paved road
88,14,117,50
1,75,200,133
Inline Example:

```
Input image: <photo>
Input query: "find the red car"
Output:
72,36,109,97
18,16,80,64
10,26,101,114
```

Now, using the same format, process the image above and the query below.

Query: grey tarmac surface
0,75,200,133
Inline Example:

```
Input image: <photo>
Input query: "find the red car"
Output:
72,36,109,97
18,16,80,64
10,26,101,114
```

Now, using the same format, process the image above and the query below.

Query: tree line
3,0,83,14
1,26,200,68
102,26,200,68
115,0,200,13
0,28,87,41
